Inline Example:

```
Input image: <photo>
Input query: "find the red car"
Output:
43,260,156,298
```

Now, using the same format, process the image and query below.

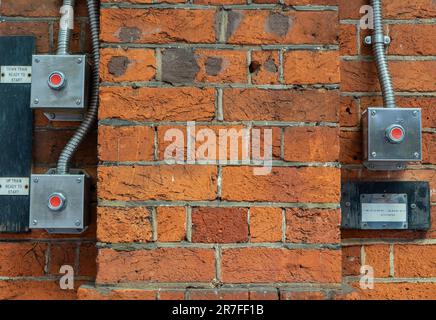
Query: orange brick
0,280,79,300
49,243,77,275
340,24,357,56
192,207,248,243
100,9,215,43
188,289,249,300
286,208,341,244
340,96,359,127
98,126,154,162
249,207,282,242
226,11,338,45
0,243,47,277
284,51,340,84
339,130,362,164
194,49,247,83
78,286,156,300
250,51,280,84
97,207,152,243
342,246,361,276
283,126,339,162
159,290,185,300
280,290,326,300
157,207,186,242
221,167,341,203
364,245,390,278
78,243,98,278
395,244,436,278
98,165,217,201
221,248,341,283
223,89,339,122
97,248,215,283
100,48,156,82
99,87,215,122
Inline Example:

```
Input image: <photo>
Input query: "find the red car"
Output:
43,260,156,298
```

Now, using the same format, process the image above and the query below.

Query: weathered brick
249,289,279,300
394,244,436,278
340,24,357,56
342,246,361,276
221,248,341,283
223,89,339,122
100,48,156,82
0,243,47,277
280,290,326,300
192,207,248,243
101,9,215,43
97,207,153,243
364,244,390,278
284,51,340,84
221,167,341,203
99,87,215,122
286,208,341,243
98,126,154,162
157,207,186,242
0,22,50,53
250,207,282,243
250,50,280,84
99,165,217,201
78,286,156,300
0,280,79,300
49,243,77,275
283,126,339,162
339,130,362,164
78,243,98,277
188,289,249,300
340,96,360,127
97,248,216,283
225,10,338,44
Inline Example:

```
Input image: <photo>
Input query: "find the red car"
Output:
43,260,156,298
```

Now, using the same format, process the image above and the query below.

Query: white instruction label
361,203,407,222
1,66,32,84
0,178,30,196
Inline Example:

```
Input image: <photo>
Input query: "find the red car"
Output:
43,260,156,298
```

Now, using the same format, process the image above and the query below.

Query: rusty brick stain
118,27,141,42
108,56,130,77
204,57,223,76
265,13,291,37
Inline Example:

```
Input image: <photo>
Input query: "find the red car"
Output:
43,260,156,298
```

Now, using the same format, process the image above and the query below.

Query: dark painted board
0,36,35,233
341,181,430,230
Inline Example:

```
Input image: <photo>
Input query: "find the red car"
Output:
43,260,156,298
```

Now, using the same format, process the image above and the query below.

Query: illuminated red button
48,71,65,90
386,125,405,143
48,193,66,211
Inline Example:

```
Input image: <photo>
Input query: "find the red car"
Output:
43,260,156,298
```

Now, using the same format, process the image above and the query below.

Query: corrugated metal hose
57,0,100,174
371,0,396,108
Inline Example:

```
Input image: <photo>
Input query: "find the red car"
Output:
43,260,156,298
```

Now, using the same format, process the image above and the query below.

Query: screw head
75,220,81,226
76,177,82,183
414,152,420,158
371,152,377,157
411,203,417,209
75,99,81,105
371,110,377,116
33,98,39,104
77,58,82,64
33,178,39,183
364,36,372,45
345,201,351,207
34,58,40,63
32,220,38,225
413,110,418,116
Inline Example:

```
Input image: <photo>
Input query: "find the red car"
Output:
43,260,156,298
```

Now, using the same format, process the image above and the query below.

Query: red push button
386,125,405,143
48,71,66,90
48,193,66,211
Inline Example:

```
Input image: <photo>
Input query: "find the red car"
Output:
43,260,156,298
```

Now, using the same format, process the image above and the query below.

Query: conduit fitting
370,0,396,109
57,0,75,55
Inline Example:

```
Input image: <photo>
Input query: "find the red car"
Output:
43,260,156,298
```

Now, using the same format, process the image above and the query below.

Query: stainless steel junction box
363,107,422,170
30,55,88,120
29,169,90,234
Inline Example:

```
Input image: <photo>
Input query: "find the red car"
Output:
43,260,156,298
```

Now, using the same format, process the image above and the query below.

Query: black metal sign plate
341,181,430,230
0,36,35,233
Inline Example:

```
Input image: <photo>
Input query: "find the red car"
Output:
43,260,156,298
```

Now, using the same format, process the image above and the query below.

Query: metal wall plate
0,36,35,233
30,54,88,111
363,107,422,170
341,181,430,230
29,170,90,234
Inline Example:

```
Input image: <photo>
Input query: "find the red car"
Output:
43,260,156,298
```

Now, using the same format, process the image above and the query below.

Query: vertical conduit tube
371,0,396,108
57,0,99,174
57,0,75,55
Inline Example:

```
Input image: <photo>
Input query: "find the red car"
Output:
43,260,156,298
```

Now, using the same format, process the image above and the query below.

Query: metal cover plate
29,173,88,230
361,193,407,229
1,66,32,83
366,108,422,162
0,178,29,196
30,54,87,110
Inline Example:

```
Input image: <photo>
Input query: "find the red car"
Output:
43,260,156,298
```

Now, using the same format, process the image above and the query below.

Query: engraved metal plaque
0,177,30,196
1,66,31,84
360,193,407,229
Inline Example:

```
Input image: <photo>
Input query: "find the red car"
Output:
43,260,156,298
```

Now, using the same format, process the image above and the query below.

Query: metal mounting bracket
364,35,391,46
43,112,84,122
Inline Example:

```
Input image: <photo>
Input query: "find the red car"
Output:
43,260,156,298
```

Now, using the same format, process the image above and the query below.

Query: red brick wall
0,0,97,300
0,0,435,300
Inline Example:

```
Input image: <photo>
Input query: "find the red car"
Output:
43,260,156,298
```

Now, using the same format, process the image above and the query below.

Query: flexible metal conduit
57,0,100,174
371,0,396,108
57,0,75,55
